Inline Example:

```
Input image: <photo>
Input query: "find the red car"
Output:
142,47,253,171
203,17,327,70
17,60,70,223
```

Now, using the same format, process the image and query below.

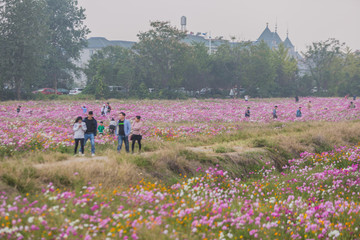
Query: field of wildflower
0,97,359,154
1,143,360,239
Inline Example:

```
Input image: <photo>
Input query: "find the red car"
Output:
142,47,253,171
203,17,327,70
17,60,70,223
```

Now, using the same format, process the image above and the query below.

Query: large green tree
302,38,344,94
272,43,298,97
43,0,89,90
0,0,49,99
84,46,136,96
133,21,187,89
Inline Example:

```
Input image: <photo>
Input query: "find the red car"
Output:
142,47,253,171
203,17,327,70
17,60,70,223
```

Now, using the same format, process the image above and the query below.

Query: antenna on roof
275,18,278,33
287,28,289,38
266,22,269,28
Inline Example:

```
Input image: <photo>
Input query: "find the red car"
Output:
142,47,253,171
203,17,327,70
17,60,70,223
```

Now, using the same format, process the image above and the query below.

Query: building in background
74,20,303,86
75,37,135,87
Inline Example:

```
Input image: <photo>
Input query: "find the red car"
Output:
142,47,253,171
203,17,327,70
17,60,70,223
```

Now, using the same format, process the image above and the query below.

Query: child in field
109,118,116,135
98,121,105,136
73,116,87,156
296,107,302,117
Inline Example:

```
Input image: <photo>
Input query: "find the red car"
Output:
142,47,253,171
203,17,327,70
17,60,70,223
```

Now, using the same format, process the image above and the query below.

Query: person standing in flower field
116,112,131,153
131,116,143,153
98,121,105,136
109,118,116,135
73,116,86,156
296,107,302,117
307,101,312,110
84,111,98,157
16,105,21,114
106,102,112,115
81,106,87,114
101,104,106,116
245,107,250,118
273,106,278,119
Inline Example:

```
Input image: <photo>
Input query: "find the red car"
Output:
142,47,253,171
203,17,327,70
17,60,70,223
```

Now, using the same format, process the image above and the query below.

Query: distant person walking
295,96,299,102
84,111,98,157
296,107,302,117
245,107,250,118
229,88,235,99
81,106,87,114
353,95,357,101
116,112,131,153
273,106,278,119
16,106,21,114
245,95,249,102
131,116,143,153
73,116,87,156
109,118,116,135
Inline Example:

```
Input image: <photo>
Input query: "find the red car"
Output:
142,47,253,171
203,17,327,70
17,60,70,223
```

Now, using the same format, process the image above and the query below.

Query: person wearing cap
131,116,143,153
83,111,98,156
116,112,131,153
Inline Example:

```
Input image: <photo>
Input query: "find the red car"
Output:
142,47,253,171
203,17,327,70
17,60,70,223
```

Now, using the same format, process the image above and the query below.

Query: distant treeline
85,22,360,99
1,0,359,100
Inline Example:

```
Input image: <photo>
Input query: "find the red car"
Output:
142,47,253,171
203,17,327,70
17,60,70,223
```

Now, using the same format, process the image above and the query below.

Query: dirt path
33,143,264,170
34,155,109,169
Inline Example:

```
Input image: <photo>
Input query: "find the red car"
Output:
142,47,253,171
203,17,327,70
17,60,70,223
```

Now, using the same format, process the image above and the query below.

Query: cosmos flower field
0,98,359,154
1,144,360,239
1,98,360,239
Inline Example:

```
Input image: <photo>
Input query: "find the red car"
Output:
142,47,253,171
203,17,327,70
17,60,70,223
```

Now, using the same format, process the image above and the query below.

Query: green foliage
42,0,89,90
0,0,49,100
0,0,88,100
214,146,235,153
133,21,188,90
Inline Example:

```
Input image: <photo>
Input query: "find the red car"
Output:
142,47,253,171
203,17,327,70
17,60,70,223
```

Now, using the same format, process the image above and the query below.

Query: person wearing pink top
131,116,143,153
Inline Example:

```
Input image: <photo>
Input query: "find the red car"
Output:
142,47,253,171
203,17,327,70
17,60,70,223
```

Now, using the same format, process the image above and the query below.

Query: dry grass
1,120,360,194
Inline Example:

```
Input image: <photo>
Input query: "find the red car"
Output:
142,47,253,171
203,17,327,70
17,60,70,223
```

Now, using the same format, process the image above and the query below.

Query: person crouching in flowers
131,116,143,153
98,121,105,136
73,116,87,156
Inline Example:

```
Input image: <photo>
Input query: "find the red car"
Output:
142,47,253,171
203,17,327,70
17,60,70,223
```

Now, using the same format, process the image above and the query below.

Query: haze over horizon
78,0,360,52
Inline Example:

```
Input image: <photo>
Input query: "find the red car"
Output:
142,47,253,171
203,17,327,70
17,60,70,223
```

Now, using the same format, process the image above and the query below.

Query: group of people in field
244,97,357,120
73,107,143,157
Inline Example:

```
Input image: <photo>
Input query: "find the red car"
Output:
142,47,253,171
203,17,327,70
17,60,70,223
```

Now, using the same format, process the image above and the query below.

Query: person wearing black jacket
83,111,98,157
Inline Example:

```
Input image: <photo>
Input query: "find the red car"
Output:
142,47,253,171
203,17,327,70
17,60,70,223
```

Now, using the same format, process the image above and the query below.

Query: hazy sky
78,0,360,52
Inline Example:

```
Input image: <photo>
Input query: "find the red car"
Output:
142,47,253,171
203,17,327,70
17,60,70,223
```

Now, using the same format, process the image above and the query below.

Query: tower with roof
256,23,300,59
